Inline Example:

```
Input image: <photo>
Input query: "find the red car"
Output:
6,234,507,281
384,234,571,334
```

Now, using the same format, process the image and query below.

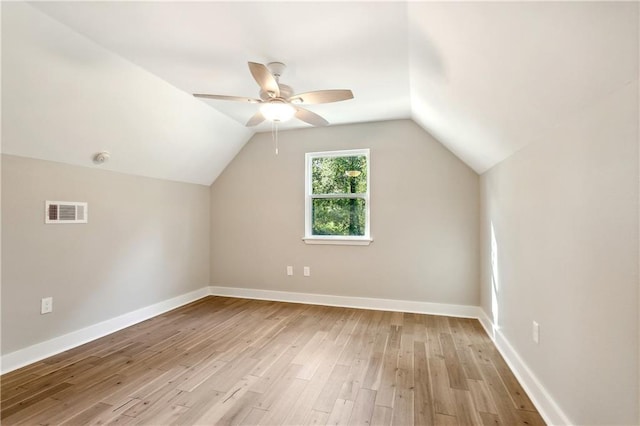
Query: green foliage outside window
311,155,367,236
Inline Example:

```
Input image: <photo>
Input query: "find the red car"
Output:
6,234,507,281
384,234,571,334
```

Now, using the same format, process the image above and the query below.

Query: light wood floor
1,296,545,425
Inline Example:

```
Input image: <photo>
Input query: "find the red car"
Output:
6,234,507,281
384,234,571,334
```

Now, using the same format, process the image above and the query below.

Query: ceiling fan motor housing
260,83,293,101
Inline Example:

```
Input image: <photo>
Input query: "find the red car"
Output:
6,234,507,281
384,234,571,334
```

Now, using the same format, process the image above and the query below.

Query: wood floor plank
127,366,191,400
137,401,189,425
186,374,258,425
435,413,460,425
1,382,73,419
239,407,268,425
490,352,538,411
475,360,521,425
428,356,457,416
59,402,113,426
314,363,351,413
199,347,260,393
334,310,363,347
1,373,40,398
87,398,140,426
373,325,401,407
174,355,227,392
0,397,61,425
337,310,382,366
468,378,499,414
326,398,355,426
35,376,127,425
348,388,377,425
440,332,469,391
479,411,501,426
104,413,138,425
253,363,303,411
391,368,414,426
284,353,341,425
1,362,48,382
413,341,435,426
169,375,224,409
325,309,356,342
3,355,99,402
167,391,224,424
295,331,331,380
305,409,330,425
515,408,547,426
121,383,182,419
213,390,262,426
361,333,387,390
250,346,302,395
371,405,392,426
100,367,170,406
337,357,369,402
0,296,545,426
398,322,415,371
425,315,444,358
255,377,307,425
249,342,287,377
457,346,484,382
452,388,483,425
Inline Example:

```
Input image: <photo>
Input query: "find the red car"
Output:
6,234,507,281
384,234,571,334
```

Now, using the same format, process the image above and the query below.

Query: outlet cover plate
41,297,53,314
532,321,539,344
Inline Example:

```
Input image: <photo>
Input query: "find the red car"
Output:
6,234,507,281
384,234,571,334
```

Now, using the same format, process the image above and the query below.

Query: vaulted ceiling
3,2,637,184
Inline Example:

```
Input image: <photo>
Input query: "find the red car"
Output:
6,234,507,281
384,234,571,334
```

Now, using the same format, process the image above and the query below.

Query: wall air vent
45,201,88,224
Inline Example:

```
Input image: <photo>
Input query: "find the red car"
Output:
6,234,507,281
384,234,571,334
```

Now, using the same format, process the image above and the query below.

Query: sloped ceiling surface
2,2,253,185
408,2,638,171
3,1,637,183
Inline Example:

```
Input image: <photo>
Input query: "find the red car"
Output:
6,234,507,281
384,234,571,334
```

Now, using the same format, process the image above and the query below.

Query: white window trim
304,149,372,246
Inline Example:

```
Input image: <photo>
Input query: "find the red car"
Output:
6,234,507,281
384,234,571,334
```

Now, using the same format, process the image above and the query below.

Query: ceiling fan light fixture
260,100,296,122
194,61,353,127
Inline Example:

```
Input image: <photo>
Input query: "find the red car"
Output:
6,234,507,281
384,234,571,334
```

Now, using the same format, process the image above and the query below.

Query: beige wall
210,120,480,306
1,155,210,355
480,81,639,424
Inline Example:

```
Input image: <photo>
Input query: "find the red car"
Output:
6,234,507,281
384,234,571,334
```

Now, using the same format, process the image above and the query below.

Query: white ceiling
5,1,638,181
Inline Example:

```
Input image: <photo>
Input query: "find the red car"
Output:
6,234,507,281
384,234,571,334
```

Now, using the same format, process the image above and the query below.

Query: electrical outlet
303,266,310,277
41,297,53,314
532,321,539,344
286,266,293,276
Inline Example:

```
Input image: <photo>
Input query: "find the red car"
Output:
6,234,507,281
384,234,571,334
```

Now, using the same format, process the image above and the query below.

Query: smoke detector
93,151,110,165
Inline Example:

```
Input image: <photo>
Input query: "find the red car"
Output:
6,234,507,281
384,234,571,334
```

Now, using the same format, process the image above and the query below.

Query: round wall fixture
93,151,110,165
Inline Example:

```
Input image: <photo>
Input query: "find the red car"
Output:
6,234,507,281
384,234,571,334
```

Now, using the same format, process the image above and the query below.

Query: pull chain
272,120,279,155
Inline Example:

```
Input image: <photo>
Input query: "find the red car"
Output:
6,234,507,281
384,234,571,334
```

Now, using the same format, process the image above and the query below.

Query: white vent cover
45,201,88,224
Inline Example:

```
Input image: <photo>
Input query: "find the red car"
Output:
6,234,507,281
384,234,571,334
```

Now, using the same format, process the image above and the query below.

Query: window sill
302,237,373,246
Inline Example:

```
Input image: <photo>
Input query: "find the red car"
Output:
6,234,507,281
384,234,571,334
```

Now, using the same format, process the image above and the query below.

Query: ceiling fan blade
248,62,280,98
295,107,329,127
194,94,261,103
289,89,354,105
246,111,266,127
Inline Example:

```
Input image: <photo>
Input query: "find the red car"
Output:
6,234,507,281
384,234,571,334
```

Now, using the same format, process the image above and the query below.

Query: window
304,149,371,245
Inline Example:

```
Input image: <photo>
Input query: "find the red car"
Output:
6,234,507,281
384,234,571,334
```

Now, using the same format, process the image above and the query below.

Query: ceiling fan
194,61,354,127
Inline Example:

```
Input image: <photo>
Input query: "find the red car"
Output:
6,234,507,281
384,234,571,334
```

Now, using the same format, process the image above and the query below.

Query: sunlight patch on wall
490,221,500,334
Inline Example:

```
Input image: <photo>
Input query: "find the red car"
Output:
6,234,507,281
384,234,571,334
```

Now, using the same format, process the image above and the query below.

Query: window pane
312,198,366,236
312,155,367,194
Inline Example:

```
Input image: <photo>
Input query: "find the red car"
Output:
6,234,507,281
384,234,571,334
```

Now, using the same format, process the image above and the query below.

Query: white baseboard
478,310,572,426
208,285,482,318
1,286,477,375
0,286,210,374
1,284,568,426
